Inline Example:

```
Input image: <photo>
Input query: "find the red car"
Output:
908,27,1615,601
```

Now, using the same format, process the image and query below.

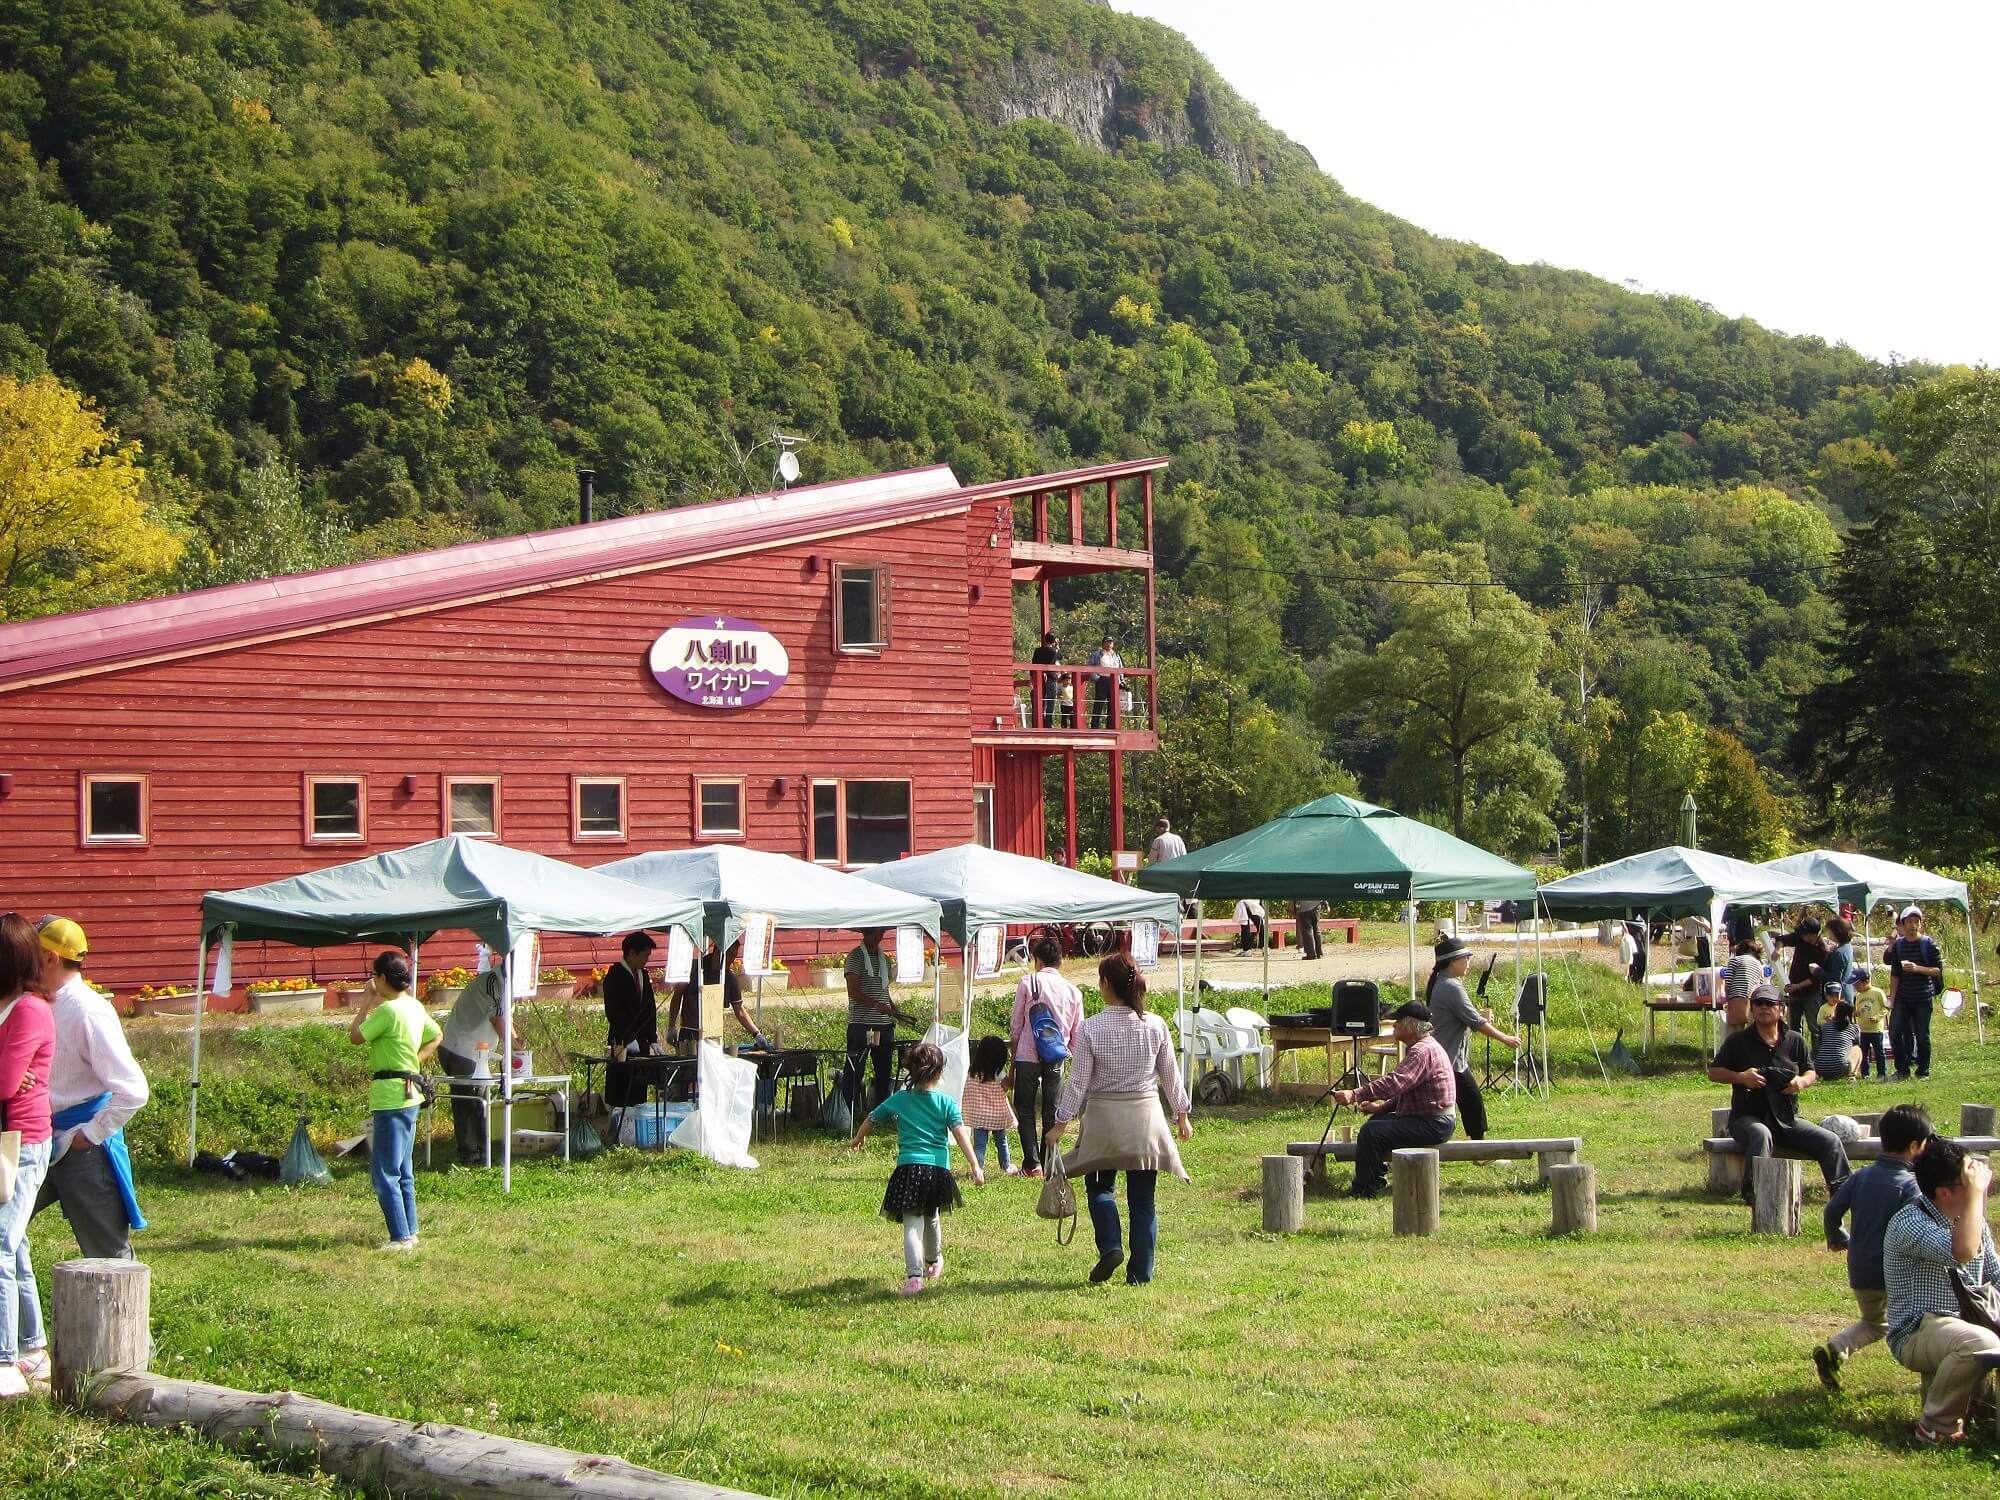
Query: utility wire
1180,555,1834,594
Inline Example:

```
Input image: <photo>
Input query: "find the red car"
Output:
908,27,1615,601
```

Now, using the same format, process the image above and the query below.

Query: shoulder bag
1035,1144,1077,1245
1953,1265,2000,1337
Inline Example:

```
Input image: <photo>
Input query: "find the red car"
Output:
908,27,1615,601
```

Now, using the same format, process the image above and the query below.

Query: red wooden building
0,458,1165,1000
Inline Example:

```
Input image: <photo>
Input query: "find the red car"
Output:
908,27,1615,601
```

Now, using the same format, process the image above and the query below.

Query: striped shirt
1883,1195,2000,1355
1056,1005,1192,1123
1723,953,1764,1002
1350,1033,1456,1118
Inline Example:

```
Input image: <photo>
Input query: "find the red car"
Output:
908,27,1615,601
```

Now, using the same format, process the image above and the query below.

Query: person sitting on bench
1332,1001,1456,1200
1883,1138,2000,1447
1707,983,1849,1206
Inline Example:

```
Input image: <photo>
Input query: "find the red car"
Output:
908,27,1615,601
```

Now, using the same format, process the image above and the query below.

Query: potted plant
423,966,476,1009
805,953,847,990
575,964,611,999
246,976,327,1015
132,983,199,1016
536,966,576,1001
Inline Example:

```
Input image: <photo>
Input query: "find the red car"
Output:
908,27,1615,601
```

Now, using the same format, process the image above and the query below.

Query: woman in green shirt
349,951,440,1249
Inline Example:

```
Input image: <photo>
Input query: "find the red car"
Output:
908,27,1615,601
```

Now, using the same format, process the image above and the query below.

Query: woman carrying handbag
1044,953,1192,1286
0,913,56,1398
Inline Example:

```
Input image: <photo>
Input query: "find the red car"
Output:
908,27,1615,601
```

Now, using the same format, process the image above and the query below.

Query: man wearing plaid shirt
1883,1139,2000,1446
1333,1000,1456,1199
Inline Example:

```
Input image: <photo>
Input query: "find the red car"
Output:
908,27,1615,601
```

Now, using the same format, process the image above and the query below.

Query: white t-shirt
1148,832,1187,865
48,972,150,1148
1233,899,1264,923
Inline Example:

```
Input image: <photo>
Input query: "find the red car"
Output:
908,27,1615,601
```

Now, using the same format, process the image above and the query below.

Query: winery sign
649,616,790,709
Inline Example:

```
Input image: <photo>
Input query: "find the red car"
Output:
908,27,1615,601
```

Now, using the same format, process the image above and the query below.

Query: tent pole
1186,886,1200,1087
931,939,942,1033
500,943,514,1195
1405,899,1416,1003
961,936,972,1036
1262,912,1270,1006
1969,905,1986,1046
187,931,210,1167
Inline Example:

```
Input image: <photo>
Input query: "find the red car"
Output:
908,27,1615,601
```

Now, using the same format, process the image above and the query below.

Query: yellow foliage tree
0,375,181,619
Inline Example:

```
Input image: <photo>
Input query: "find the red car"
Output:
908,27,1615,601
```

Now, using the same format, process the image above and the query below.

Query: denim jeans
1889,1000,1933,1077
1,1139,51,1363
1085,1169,1158,1282
972,1128,1013,1171
1728,1114,1850,1200
1350,1113,1455,1197
1011,1060,1063,1170
370,1107,419,1242
844,1023,896,1112
1857,1032,1887,1078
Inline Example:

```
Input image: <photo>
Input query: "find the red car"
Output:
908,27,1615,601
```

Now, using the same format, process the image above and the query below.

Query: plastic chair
1222,1005,1276,1087
1176,1005,1266,1091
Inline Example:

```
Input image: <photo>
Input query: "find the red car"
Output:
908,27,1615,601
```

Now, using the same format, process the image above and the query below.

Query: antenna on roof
772,433,807,489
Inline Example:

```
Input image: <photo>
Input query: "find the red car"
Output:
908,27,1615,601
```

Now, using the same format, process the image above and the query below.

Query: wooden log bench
1288,1136,1584,1188
1699,1134,2000,1195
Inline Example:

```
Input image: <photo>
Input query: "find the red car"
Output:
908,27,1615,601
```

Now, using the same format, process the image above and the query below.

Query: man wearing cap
1424,935,1521,1141
1707,983,1849,1205
31,918,148,1258
1332,1001,1457,1199
1882,905,1943,1081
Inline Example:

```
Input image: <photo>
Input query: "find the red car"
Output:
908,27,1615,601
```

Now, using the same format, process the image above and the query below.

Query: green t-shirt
358,991,441,1112
868,1086,964,1168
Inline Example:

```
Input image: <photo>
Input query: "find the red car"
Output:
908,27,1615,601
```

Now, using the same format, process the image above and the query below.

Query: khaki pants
1895,1313,2000,1427
1828,1287,1887,1359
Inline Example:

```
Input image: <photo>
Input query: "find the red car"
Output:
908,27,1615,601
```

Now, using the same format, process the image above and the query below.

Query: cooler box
620,1101,695,1147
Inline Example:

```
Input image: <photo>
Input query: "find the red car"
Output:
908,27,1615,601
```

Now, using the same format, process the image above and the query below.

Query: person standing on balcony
1089,636,1122,728
1031,630,1063,728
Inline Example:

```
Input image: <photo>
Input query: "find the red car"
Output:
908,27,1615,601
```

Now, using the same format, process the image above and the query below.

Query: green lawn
5,957,1997,1498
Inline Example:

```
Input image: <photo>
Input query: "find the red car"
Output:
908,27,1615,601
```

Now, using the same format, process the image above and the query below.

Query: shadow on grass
168,1231,357,1253
1650,1382,1881,1453
776,1275,1074,1305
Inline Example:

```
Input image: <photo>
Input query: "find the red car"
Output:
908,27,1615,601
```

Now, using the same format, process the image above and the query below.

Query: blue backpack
1030,1004,1070,1064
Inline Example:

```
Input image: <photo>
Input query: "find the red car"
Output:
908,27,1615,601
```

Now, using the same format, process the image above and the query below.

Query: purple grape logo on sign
649,616,790,709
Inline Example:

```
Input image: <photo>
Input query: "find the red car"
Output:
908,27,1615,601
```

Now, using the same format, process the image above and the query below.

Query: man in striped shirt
1883,1138,2000,1446
1333,1001,1457,1199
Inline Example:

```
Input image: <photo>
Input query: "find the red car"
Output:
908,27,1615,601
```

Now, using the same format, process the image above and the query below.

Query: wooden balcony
972,664,1158,752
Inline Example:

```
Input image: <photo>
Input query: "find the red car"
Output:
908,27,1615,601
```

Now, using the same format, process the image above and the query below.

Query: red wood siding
963,499,1018,735
0,511,991,996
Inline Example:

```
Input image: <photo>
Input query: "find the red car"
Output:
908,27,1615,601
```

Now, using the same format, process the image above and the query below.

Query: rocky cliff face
991,54,1270,183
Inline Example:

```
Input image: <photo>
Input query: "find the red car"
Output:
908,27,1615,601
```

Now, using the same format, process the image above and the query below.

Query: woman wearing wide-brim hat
1422,933,1519,1141
1044,953,1192,1285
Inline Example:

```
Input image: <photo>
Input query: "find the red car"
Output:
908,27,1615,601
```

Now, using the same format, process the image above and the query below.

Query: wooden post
1963,1103,1997,1137
1750,1157,1802,1236
1536,1144,1579,1184
1549,1163,1598,1235
1710,1106,1733,1139
52,1259,150,1401
1262,1154,1305,1233
1851,1111,1883,1136
1707,1148,1744,1197
1391,1148,1440,1237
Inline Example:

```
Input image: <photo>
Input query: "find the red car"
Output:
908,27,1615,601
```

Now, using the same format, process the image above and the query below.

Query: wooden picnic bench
1699,1133,2000,1195
1287,1135,1584,1187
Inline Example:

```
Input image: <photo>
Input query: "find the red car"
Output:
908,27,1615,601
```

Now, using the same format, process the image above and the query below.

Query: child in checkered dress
962,1035,1019,1175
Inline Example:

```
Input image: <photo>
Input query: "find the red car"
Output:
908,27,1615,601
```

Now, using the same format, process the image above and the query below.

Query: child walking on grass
849,1042,983,1295
962,1036,1019,1175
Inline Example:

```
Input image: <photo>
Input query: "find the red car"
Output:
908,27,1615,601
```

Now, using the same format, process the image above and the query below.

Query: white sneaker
0,1365,29,1399
377,1238,418,1252
17,1349,51,1386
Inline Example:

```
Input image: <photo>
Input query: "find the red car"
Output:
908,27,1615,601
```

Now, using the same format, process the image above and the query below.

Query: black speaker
1333,980,1380,1037
1516,974,1547,1025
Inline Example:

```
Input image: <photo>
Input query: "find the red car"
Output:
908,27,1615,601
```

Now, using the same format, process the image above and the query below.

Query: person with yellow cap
32,917,148,1260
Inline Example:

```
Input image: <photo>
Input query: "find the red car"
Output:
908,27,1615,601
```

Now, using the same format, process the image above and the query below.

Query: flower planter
427,986,466,1010
135,992,201,1016
536,982,575,1001
248,987,326,1015
816,968,846,990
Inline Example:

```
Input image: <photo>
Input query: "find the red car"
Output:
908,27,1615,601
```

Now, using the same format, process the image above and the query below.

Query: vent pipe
577,469,595,525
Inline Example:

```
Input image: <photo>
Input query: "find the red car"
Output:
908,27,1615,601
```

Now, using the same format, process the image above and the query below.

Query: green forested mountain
0,0,1947,860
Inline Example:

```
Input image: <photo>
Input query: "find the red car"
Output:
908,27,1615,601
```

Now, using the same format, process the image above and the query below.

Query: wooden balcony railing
1009,664,1157,734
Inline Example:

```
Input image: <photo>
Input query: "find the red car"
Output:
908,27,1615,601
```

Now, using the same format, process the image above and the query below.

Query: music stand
1493,974,1550,1098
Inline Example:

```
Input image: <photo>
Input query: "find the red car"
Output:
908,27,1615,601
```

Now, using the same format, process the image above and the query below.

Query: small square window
573,777,626,840
445,777,499,837
695,778,744,839
305,775,366,843
835,564,890,651
81,775,148,846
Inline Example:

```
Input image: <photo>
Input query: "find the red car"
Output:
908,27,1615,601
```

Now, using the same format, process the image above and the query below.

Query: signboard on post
662,927,695,985
894,926,925,984
1112,850,1140,873
974,924,1002,979
738,912,778,975
1132,919,1160,970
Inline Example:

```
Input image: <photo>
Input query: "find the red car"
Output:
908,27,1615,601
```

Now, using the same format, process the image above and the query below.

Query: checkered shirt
1055,1004,1192,1123
1350,1033,1456,1118
1883,1194,2000,1355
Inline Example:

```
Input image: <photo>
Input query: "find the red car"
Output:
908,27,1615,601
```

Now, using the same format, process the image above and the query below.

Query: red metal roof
0,465,965,690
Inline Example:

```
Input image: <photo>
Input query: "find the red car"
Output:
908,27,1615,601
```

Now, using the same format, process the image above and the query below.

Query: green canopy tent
1137,793,1539,1028
597,845,945,1027
197,835,707,1190
856,844,1186,1030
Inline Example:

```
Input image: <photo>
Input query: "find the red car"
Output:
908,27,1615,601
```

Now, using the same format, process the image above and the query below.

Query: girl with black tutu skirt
849,1041,984,1295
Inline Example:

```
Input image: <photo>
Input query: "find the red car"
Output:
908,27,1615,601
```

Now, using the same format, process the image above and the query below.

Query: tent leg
1262,924,1270,1007
1186,891,1200,1088
961,941,972,1036
187,933,210,1167
410,938,420,1001
754,973,764,1031
1405,901,1416,1002
931,949,942,1033
500,948,514,1195
1969,908,1986,1046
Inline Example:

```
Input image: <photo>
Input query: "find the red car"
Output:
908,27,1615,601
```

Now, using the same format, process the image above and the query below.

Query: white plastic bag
922,1021,970,1106
668,1041,760,1169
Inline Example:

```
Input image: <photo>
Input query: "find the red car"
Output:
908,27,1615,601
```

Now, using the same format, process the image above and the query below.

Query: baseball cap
36,915,88,962
1853,964,1871,982
1390,1000,1431,1023
1748,984,1783,1007
1899,904,1923,922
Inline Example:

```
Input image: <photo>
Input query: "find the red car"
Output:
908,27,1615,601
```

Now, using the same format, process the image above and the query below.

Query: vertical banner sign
663,927,695,985
894,926,925,984
509,933,540,1000
1131,920,1160,971
974,924,1003,979
209,929,233,996
739,912,778,975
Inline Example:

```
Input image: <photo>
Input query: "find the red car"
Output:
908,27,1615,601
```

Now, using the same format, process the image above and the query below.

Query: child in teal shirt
850,1042,983,1295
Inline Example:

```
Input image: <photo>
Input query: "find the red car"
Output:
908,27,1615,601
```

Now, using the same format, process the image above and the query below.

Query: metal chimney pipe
577,469,595,524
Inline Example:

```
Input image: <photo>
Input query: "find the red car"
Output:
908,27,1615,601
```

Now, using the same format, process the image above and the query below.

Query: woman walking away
1010,936,1081,1178
963,1036,1018,1175
1046,954,1193,1286
850,1042,982,1296
0,913,56,1397
350,950,439,1250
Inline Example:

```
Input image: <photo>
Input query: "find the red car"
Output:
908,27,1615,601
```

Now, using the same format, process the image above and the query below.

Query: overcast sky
1116,0,1995,367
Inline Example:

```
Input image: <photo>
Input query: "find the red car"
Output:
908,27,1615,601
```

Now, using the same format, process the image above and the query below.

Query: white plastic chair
1222,1005,1276,1087
1176,1005,1266,1091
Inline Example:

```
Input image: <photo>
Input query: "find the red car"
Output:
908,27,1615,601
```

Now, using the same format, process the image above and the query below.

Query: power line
1181,554,1834,594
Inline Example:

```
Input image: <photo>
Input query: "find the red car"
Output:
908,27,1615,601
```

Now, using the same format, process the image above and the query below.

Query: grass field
4,948,1997,1498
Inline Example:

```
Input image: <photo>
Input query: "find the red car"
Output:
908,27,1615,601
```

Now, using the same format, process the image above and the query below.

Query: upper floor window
695,777,745,839
835,564,890,652
81,774,148,846
573,776,627,840
305,774,366,844
444,776,500,837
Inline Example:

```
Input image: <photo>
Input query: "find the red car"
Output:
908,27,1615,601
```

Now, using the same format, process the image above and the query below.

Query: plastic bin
621,1101,695,1148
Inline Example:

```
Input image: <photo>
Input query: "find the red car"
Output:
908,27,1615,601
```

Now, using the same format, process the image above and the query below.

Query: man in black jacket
1708,984,1850,1205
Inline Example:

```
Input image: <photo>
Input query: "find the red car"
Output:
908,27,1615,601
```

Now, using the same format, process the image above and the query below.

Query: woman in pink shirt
0,912,56,1398
1008,935,1081,1178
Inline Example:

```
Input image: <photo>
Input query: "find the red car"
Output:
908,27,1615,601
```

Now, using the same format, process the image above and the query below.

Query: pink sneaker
924,1256,945,1282
898,1275,925,1297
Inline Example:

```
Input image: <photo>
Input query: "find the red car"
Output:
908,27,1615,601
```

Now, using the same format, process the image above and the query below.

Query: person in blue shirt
1882,906,1945,1081
1814,1103,1931,1388
849,1042,982,1296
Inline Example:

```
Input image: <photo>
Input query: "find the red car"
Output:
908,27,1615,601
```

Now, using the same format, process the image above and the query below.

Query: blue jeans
972,1129,1013,1172
1350,1112,1455,1197
1858,1032,1887,1077
1890,1000,1932,1077
1085,1169,1158,1282
1,1139,51,1363
370,1107,419,1242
